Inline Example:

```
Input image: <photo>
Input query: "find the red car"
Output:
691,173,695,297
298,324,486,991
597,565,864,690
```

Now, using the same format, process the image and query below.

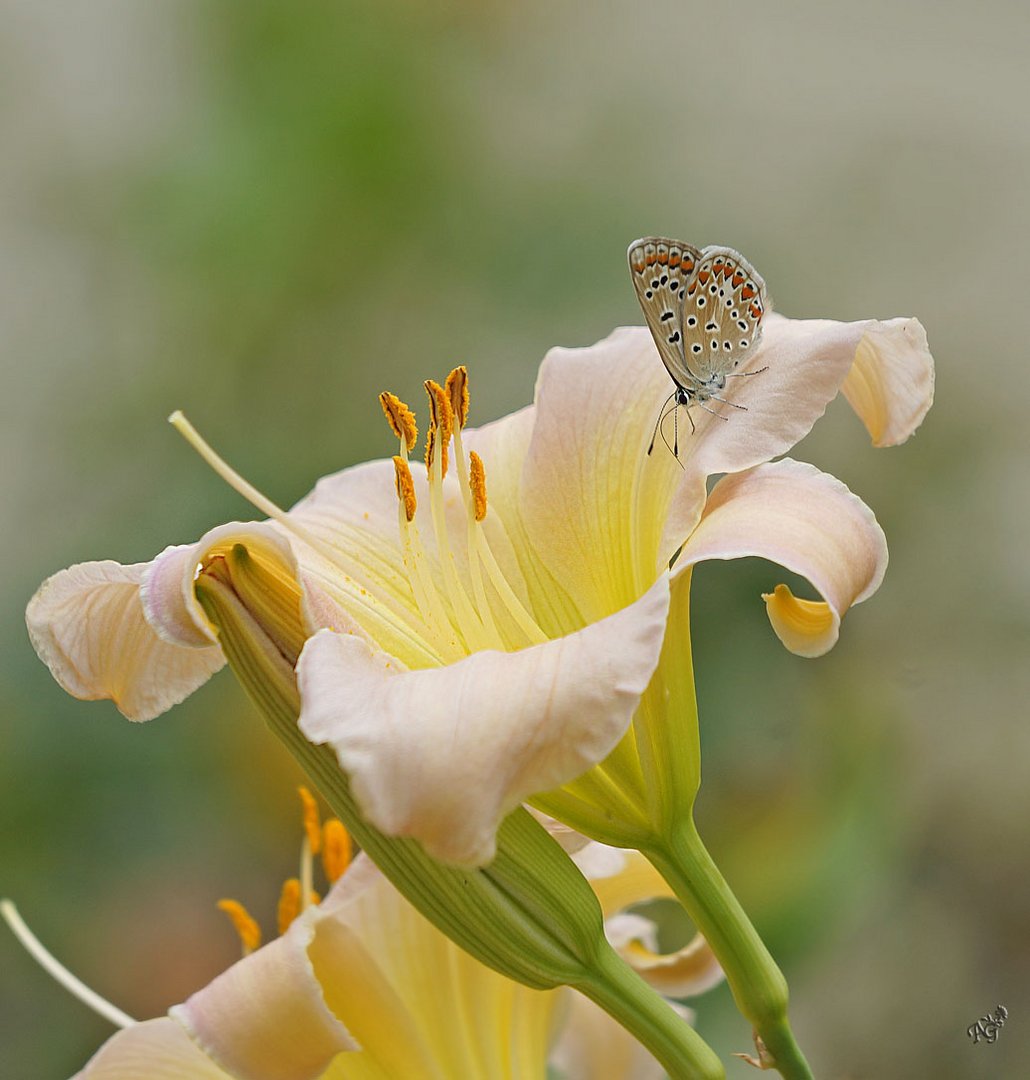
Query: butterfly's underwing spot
692,343,702,353
687,315,697,326
737,320,748,330
661,311,675,321
668,331,681,343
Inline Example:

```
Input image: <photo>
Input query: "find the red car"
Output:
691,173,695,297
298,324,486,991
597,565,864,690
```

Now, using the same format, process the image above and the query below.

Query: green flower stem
646,819,813,1080
575,943,725,1080
196,558,725,1080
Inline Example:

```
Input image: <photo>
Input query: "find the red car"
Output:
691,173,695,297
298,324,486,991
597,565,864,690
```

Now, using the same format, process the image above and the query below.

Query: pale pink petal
26,560,224,723
171,914,357,1080
839,316,934,446
296,576,671,866
76,1017,230,1079
675,459,887,656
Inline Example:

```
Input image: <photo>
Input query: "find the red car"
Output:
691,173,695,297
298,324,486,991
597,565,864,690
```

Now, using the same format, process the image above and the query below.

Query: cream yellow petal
518,327,685,620
463,406,585,638
675,459,886,656
840,317,934,446
26,560,224,722
296,575,671,866
311,856,555,1078
171,913,357,1080
76,1017,231,1079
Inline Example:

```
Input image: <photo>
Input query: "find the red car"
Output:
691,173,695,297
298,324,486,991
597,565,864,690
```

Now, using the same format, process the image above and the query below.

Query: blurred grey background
1,2,1027,1077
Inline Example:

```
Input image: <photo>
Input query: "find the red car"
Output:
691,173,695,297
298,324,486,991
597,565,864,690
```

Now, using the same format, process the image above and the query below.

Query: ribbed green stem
574,945,725,1080
646,820,813,1080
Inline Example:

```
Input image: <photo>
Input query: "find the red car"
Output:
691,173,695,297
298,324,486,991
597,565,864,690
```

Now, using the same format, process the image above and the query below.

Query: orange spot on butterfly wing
732,270,745,286
740,285,756,300
698,269,711,284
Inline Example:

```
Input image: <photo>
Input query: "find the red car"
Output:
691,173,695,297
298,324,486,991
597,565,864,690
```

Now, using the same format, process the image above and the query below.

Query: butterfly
627,237,768,456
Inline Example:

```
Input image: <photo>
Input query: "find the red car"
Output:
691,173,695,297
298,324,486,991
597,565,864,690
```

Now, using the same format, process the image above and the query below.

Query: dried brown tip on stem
392,456,417,522
217,898,262,953
446,366,469,428
379,391,418,452
469,451,488,521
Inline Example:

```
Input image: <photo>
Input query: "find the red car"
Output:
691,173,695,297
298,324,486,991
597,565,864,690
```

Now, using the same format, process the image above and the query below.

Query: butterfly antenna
657,411,686,469
648,392,676,456
725,365,769,378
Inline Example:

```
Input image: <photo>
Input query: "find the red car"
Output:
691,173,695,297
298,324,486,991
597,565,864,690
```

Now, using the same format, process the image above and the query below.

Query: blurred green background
2,2,1027,1077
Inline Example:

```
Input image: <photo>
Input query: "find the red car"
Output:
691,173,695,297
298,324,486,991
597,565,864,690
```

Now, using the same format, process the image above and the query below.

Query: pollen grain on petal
379,391,418,452
277,878,302,935
446,366,469,428
392,456,417,522
217,898,262,954
469,450,488,522
297,785,322,855
321,818,353,884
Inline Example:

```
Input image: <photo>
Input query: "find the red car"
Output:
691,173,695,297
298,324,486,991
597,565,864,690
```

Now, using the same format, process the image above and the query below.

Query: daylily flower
27,313,932,870
21,815,717,1080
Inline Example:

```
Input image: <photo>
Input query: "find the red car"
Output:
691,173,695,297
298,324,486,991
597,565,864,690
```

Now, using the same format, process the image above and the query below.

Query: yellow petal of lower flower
311,858,556,1078
171,913,357,1080
762,584,837,658
76,1016,231,1079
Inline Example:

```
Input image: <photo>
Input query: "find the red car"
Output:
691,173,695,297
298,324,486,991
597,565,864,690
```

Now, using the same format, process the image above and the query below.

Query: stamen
392,456,417,522
216,898,262,955
424,380,453,478
277,878,301,934
468,451,488,522
446,366,469,429
423,380,490,651
298,786,322,855
1,899,136,1029
379,392,418,454
322,819,353,884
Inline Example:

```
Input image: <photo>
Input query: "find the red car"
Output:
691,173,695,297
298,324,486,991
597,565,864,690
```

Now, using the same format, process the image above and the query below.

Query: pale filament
398,377,549,654
1,899,136,1030
425,427,495,654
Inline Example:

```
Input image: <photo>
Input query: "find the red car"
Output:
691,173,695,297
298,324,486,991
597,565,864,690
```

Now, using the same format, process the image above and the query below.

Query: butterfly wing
628,237,702,390
681,246,767,381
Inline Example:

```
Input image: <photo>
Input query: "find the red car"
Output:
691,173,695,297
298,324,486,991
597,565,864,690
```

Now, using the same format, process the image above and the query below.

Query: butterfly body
628,237,768,450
